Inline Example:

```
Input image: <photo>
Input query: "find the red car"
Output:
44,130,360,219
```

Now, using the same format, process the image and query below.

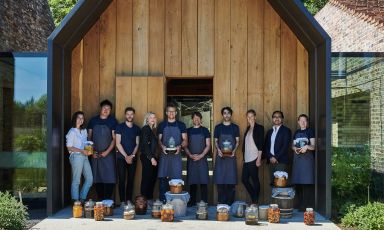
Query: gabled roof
330,0,384,28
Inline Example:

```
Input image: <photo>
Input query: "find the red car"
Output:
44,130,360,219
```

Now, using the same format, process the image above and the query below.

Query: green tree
301,0,329,15
48,0,78,26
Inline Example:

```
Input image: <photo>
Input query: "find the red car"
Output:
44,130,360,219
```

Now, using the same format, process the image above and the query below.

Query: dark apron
292,151,315,184
187,128,209,185
158,122,182,179
214,127,237,185
91,124,116,183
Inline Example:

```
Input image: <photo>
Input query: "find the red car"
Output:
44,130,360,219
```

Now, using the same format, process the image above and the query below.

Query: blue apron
187,128,209,185
292,130,315,184
91,124,116,183
158,121,182,179
214,126,237,185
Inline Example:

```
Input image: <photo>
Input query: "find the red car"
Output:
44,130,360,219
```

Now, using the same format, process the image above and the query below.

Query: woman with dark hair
292,114,316,210
66,111,93,203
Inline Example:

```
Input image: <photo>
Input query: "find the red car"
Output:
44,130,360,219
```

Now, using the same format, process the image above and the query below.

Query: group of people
66,99,315,210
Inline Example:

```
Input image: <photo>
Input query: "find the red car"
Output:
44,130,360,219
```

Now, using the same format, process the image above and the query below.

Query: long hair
71,111,85,129
143,112,157,128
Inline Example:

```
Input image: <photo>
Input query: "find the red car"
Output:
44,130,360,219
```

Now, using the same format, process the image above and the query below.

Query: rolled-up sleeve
66,130,75,148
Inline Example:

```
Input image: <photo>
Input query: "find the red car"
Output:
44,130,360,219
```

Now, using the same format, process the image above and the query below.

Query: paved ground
31,206,339,230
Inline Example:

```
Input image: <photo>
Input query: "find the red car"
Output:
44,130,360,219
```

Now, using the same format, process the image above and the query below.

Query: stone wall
0,0,55,52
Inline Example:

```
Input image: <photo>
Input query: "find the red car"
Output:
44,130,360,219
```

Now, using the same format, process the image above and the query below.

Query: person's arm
142,127,155,160
132,136,140,156
116,134,128,158
231,137,240,157
194,138,211,161
299,138,316,153
215,138,223,157
176,132,188,154
66,131,88,155
275,127,291,160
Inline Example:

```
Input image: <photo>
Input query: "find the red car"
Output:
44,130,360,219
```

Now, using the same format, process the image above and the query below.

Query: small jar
234,202,247,218
245,204,259,225
196,201,208,220
304,208,315,225
84,199,95,218
102,200,114,216
123,201,135,220
161,203,175,222
94,202,104,221
152,199,163,218
73,201,83,218
135,195,148,215
268,204,280,223
216,204,230,221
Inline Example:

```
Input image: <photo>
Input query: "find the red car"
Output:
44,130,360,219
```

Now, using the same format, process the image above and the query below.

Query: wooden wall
71,0,309,204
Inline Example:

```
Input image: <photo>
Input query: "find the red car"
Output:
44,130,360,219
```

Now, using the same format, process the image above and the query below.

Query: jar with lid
304,208,315,225
123,201,135,220
84,199,95,218
231,201,247,218
102,200,114,216
73,201,83,218
196,200,208,220
94,202,104,221
152,199,163,218
216,204,230,221
245,204,258,225
134,195,148,215
268,204,280,223
161,203,175,222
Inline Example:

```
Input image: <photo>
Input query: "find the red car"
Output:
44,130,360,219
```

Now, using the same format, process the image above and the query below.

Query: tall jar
245,204,258,225
84,199,95,218
268,204,280,223
161,203,175,222
196,200,208,220
135,195,148,215
152,199,163,218
304,208,315,225
73,201,83,218
123,201,135,220
94,202,104,221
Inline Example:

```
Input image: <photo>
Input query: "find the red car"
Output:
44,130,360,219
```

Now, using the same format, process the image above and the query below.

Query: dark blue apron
292,130,314,184
187,127,209,185
213,125,237,185
158,121,182,179
91,124,116,183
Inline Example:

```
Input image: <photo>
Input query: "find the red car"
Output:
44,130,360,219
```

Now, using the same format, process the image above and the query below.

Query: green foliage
48,0,78,26
0,191,28,230
301,0,329,15
342,202,384,230
14,131,46,152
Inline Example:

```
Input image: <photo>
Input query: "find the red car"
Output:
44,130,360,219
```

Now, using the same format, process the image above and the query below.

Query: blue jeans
69,153,93,201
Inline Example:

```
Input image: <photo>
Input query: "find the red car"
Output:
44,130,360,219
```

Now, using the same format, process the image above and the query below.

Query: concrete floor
31,206,340,230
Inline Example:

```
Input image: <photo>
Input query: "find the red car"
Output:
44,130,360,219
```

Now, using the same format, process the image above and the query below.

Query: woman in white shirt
66,111,93,203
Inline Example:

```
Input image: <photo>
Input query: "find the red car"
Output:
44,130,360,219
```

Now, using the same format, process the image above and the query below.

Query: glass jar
232,202,247,218
245,204,258,225
84,141,94,155
304,208,315,225
196,200,208,220
94,202,104,221
216,204,230,221
221,140,233,156
161,203,175,222
268,204,280,223
73,201,83,218
134,195,148,215
123,201,135,220
152,199,163,218
84,199,95,218
102,200,114,216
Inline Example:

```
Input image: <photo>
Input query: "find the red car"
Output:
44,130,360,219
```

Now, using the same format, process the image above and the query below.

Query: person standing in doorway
158,103,188,202
241,109,264,204
88,100,118,200
213,107,240,205
116,107,140,203
184,112,211,206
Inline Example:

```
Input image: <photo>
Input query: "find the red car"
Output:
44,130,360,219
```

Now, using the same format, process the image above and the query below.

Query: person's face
166,107,177,120
147,114,157,126
222,109,232,122
76,114,84,127
272,112,283,126
246,112,256,125
298,117,308,129
125,110,134,122
192,115,202,126
100,105,111,117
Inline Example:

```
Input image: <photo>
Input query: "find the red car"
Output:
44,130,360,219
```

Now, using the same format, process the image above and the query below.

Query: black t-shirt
293,128,315,148
87,115,118,131
115,122,141,157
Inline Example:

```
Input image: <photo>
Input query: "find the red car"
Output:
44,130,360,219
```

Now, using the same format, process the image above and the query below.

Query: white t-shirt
66,128,87,153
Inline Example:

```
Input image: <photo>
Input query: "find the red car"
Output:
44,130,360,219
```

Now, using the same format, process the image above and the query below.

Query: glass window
0,53,47,209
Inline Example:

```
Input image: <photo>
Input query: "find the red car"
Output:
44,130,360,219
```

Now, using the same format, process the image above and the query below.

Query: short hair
298,114,309,121
71,111,85,129
100,99,113,109
272,110,284,119
221,106,233,115
125,107,135,114
191,111,202,119
166,102,178,111
246,109,256,116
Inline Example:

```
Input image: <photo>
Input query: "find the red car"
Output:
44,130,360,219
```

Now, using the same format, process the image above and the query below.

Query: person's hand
231,151,236,158
125,155,134,164
175,146,181,155
151,158,157,166
193,154,204,161
294,147,301,154
82,149,90,156
256,158,262,167
299,145,308,153
217,149,223,157
92,153,99,158
162,145,167,154
100,151,108,158
270,157,278,164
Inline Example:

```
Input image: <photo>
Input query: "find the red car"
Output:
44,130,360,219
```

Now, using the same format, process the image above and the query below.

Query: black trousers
95,183,115,200
295,184,315,210
217,184,235,205
140,155,158,200
241,160,260,203
117,157,137,202
189,184,208,205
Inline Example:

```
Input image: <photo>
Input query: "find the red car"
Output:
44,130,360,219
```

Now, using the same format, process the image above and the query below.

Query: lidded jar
94,202,104,221
268,204,280,223
152,199,163,218
216,204,230,221
123,201,135,220
196,200,208,220
84,199,95,218
161,202,175,222
134,195,148,215
245,204,259,225
72,201,83,218
304,208,315,225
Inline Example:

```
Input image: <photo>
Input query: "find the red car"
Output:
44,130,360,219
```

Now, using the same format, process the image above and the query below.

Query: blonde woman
140,112,158,205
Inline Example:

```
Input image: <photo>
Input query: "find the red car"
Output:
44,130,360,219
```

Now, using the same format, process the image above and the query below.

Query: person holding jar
292,114,316,210
66,111,93,204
